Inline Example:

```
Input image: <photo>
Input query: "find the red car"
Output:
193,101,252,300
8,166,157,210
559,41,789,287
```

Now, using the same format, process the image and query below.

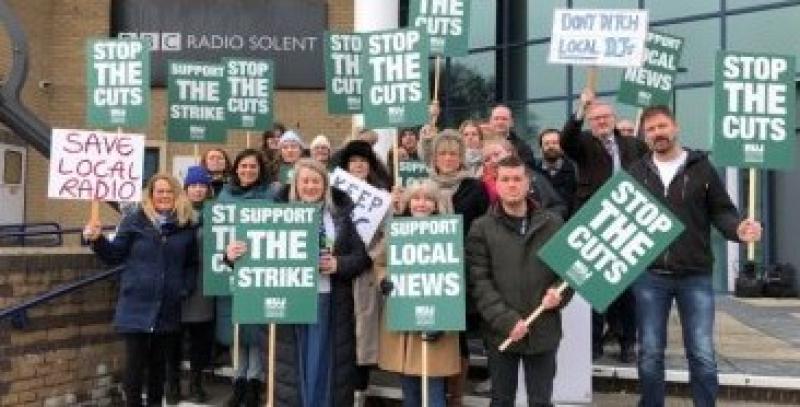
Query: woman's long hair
141,173,194,227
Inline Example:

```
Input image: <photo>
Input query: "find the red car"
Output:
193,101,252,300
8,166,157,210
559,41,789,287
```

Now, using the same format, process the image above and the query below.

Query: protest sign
330,168,392,245
232,203,320,324
203,202,237,296
48,129,144,202
324,32,364,114
408,0,470,57
549,9,648,68
167,60,227,143
224,58,274,130
362,29,430,128
86,38,150,128
398,160,429,187
617,31,684,107
538,171,684,313
713,51,796,169
387,215,465,331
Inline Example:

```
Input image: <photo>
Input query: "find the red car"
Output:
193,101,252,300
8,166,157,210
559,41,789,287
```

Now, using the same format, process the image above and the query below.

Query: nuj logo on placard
415,305,435,326
388,106,406,123
347,96,361,111
242,115,255,128
264,297,287,318
566,260,592,287
190,126,206,140
744,143,765,163
110,109,127,124
637,91,652,106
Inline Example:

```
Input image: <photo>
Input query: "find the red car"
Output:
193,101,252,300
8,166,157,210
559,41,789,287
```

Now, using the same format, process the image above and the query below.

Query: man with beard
535,129,577,219
561,87,649,363
489,105,537,170
629,105,761,407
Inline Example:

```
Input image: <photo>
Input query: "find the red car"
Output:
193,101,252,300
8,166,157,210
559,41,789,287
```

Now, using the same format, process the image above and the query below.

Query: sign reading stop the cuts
224,58,274,130
387,215,465,331
167,60,227,143
713,51,796,169
232,203,320,324
325,32,364,114
408,0,470,56
86,38,150,128
617,31,684,108
48,129,144,202
538,172,683,312
362,29,430,128
549,9,648,67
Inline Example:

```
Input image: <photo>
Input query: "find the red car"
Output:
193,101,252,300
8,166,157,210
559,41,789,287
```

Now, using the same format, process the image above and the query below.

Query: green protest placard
408,0,470,57
324,32,363,114
538,171,684,313
167,60,227,143
398,160,429,187
713,51,796,169
232,203,320,324
86,38,150,128
387,215,465,331
202,202,237,296
617,31,684,108
362,29,430,128
224,58,274,130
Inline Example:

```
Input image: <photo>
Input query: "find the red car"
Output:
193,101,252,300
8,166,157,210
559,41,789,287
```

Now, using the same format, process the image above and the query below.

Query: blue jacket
92,209,198,333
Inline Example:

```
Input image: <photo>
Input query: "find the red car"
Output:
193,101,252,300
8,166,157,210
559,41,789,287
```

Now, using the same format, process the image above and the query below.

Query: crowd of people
83,87,761,407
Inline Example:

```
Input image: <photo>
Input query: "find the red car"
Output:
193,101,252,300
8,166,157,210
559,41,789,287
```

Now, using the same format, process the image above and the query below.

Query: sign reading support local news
203,202,236,296
232,203,320,324
167,61,227,143
617,31,684,107
398,160,429,187
324,32,363,114
330,168,392,245
387,215,465,331
538,172,683,313
224,58,274,130
362,29,430,128
86,38,150,128
713,51,796,169
408,0,470,56
549,9,648,67
48,129,144,202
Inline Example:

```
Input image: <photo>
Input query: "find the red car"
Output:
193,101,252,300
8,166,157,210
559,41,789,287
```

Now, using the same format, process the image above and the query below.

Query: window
727,6,800,72
657,18,721,85
3,150,22,184
527,0,566,41
446,50,497,106
644,0,718,21
525,43,567,100
143,147,161,187
674,86,713,150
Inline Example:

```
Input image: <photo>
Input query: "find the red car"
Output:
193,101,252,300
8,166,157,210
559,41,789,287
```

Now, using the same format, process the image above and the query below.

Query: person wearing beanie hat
310,134,332,167
278,130,305,183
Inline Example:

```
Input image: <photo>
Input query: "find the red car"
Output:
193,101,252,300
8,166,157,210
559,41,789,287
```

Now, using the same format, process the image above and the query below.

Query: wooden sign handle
267,323,276,407
586,66,598,91
421,339,429,407
498,281,569,351
747,168,756,261
89,200,100,226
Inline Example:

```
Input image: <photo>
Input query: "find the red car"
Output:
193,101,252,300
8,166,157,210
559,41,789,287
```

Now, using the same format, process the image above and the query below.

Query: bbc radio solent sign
111,0,325,88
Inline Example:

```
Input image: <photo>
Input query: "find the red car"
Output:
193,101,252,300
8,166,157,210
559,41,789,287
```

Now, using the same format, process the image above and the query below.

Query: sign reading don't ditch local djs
86,38,150,128
167,61,227,143
549,9,648,68
324,32,364,114
387,215,465,331
538,172,683,313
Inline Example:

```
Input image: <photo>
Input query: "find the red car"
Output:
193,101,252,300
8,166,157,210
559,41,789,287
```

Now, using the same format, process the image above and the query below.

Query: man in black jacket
534,129,577,219
489,104,537,170
562,88,649,362
630,105,761,407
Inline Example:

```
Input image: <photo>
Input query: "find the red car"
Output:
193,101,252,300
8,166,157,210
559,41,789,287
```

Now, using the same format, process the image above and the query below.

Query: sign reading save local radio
48,129,144,202
86,38,150,128
617,31,684,108
167,60,227,143
387,215,465,331
538,172,683,313
361,29,430,128
549,9,648,68
713,51,796,169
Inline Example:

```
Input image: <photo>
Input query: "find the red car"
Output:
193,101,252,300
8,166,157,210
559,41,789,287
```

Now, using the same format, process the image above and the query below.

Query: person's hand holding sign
737,219,762,243
82,221,102,242
226,241,248,262
508,320,529,342
541,287,564,310
576,86,596,120
319,249,338,275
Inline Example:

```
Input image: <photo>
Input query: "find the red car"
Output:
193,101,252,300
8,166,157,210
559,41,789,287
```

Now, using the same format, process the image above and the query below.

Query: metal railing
0,223,116,247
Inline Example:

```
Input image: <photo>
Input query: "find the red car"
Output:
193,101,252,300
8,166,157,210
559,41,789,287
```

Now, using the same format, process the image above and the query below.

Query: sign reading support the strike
232,203,320,324
324,32,363,114
167,60,227,143
713,51,796,169
203,202,236,296
48,129,144,202
387,215,465,331
408,0,470,56
538,172,684,313
398,160,429,187
86,38,150,128
549,9,648,67
617,31,684,107
330,168,392,245
362,29,430,128
224,58,274,130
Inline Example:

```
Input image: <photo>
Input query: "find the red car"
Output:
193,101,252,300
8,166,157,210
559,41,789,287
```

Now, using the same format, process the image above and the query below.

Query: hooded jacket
629,149,742,276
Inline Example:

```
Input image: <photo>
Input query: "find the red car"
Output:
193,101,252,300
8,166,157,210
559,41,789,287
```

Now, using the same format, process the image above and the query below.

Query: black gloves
421,331,443,342
379,278,394,295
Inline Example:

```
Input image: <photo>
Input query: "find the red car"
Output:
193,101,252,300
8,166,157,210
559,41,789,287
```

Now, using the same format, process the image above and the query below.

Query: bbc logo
119,32,181,51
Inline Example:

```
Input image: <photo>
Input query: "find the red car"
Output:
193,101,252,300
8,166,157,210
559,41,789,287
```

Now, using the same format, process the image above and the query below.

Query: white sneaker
354,390,366,407
473,378,492,394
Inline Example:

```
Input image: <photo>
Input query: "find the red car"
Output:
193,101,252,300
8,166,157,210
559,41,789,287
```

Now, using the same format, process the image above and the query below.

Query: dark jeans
633,272,717,407
166,321,214,385
486,347,557,407
400,375,446,407
123,332,179,407
593,288,636,352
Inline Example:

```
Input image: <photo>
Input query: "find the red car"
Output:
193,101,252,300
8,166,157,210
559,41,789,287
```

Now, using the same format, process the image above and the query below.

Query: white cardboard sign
329,168,392,245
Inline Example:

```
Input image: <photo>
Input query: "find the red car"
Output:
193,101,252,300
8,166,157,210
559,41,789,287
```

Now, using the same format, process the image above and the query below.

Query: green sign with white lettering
617,31,684,108
387,215,465,331
202,202,236,296
224,58,274,130
167,60,227,143
713,51,796,169
86,38,150,128
361,29,430,128
408,0,470,57
232,203,320,324
398,160,429,187
324,32,364,114
538,172,684,313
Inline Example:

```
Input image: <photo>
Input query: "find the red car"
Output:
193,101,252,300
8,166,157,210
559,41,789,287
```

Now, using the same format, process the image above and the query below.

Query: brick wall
0,248,124,407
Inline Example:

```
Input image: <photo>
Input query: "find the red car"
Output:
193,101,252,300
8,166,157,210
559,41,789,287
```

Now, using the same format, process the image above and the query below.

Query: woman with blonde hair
83,174,198,407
